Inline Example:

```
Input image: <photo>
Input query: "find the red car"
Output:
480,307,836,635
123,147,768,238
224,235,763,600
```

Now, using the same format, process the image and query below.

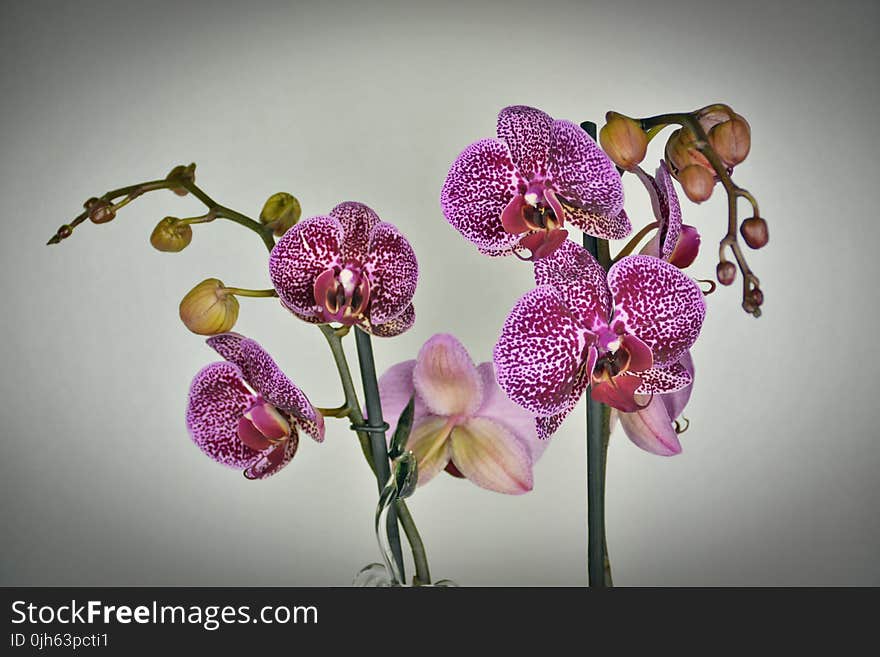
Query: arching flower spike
269,202,418,336
378,334,547,495
185,333,325,479
441,105,630,261
494,240,705,440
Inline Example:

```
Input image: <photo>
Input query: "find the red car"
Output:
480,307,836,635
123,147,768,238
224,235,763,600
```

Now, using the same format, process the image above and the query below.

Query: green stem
180,180,276,252
222,287,278,298
581,120,613,588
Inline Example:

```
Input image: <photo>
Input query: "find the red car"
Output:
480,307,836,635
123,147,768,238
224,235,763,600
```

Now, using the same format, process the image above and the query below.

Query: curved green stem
180,180,276,252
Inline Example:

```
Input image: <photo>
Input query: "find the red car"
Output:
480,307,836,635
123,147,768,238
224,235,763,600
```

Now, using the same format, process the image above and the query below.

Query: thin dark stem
353,326,406,581
180,180,277,252
581,120,613,588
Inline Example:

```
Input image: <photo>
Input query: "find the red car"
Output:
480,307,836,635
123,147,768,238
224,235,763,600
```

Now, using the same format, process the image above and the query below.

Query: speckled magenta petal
413,333,483,417
368,303,415,337
474,362,547,464
563,204,632,240
547,119,625,223
449,417,534,494
207,335,324,442
186,362,259,469
331,201,380,261
535,362,591,441
440,138,523,254
661,351,695,418
362,221,418,325
496,105,552,180
269,215,343,318
607,255,706,366
667,225,701,269
494,285,591,417
633,360,693,395
617,397,682,456
244,431,300,480
655,162,682,259
533,239,611,331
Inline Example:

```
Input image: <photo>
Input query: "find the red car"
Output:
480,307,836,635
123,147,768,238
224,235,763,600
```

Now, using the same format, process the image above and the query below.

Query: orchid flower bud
665,128,712,175
150,216,193,252
260,192,301,236
716,261,736,286
740,216,768,249
179,278,239,335
84,197,116,224
678,164,714,203
709,114,751,168
599,112,648,171
165,163,196,196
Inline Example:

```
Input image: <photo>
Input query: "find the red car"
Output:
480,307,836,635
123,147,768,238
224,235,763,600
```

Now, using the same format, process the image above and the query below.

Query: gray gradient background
1,0,877,586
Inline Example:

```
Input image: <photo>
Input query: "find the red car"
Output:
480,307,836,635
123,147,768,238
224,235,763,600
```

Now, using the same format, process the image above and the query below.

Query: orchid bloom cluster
48,99,766,586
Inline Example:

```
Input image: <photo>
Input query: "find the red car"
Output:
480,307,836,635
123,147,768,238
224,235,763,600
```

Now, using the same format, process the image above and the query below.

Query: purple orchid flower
269,202,418,337
186,333,325,479
440,105,630,261
494,240,705,440
378,334,547,495
614,351,694,456
633,161,700,269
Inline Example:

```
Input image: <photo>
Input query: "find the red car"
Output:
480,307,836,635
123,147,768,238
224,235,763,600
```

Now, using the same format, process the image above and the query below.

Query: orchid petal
474,362,547,463
607,255,706,366
413,333,483,417
496,105,552,180
363,221,418,325
368,303,416,338
440,138,523,254
631,359,693,395
378,360,429,440
617,396,682,456
533,239,612,331
667,225,701,269
655,162,682,259
535,362,591,441
547,120,626,236
563,204,633,241
408,416,454,487
661,351,695,419
186,362,260,469
331,201,379,261
591,373,644,412
207,334,325,442
244,431,300,480
270,215,343,318
450,417,534,494
494,285,590,417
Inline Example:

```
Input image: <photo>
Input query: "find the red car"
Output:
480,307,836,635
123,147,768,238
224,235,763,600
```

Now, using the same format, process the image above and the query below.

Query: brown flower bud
678,165,715,203
599,112,648,171
150,217,193,252
85,198,116,224
665,128,712,175
166,163,196,196
709,114,751,167
57,224,73,239
179,278,239,335
259,192,302,236
740,216,768,249
716,261,736,286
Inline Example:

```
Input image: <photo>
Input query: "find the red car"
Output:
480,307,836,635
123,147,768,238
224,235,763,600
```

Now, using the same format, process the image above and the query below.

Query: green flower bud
179,278,239,335
260,192,301,236
599,112,648,171
150,216,193,252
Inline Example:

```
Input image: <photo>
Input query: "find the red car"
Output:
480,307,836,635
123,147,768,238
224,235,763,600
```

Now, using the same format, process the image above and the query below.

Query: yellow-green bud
260,192,301,236
599,112,648,171
166,163,196,197
179,278,239,335
150,217,193,252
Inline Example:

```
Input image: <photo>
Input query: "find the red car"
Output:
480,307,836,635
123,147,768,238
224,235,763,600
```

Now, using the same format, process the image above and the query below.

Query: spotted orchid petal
331,201,379,261
244,433,300,480
440,138,523,254
607,255,706,366
617,395,683,456
413,333,483,417
494,285,591,417
449,417,534,494
667,225,701,269
270,215,343,318
660,351,695,418
363,222,418,326
186,362,261,469
563,204,632,241
547,120,626,238
474,362,548,463
535,362,591,441
496,105,552,180
534,239,612,331
655,161,683,259
632,359,693,395
206,334,324,442
367,303,415,338
408,416,454,487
